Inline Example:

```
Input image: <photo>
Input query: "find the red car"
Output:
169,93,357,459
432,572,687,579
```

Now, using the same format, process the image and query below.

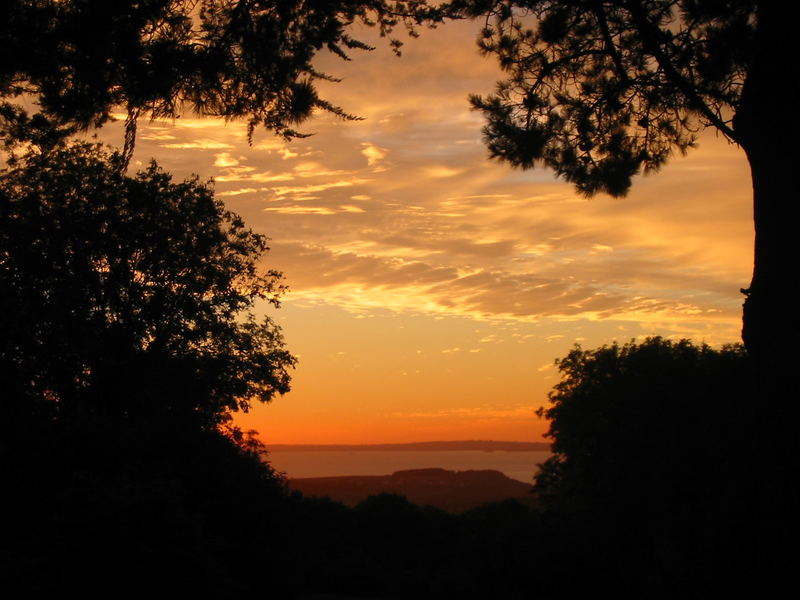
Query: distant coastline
267,440,549,452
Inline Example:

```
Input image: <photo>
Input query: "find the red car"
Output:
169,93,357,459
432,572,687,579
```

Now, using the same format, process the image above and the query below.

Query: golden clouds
264,205,366,215
391,405,536,419
96,19,753,443
213,152,240,167
361,143,389,169
426,165,464,178
116,87,750,346
162,140,233,149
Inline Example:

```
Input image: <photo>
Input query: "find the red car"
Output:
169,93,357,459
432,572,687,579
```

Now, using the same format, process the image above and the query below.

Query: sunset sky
100,19,752,445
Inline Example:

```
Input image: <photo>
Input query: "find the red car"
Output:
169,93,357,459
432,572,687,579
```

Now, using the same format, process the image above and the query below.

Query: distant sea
265,450,552,483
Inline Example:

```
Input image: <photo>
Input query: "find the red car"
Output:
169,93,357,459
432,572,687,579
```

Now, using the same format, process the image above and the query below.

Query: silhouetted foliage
0,0,443,161
536,337,749,504
449,1,795,372
452,1,752,196
0,141,301,593
2,416,296,595
288,489,560,600
533,337,755,598
446,5,797,591
0,142,295,430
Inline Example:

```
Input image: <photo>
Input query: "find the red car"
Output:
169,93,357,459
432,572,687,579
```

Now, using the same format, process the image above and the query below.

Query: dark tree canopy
533,336,754,596
535,336,750,508
0,142,295,429
0,0,443,159
452,0,753,197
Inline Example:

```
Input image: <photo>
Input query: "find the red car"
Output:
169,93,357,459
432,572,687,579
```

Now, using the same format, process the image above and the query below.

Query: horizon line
265,440,550,450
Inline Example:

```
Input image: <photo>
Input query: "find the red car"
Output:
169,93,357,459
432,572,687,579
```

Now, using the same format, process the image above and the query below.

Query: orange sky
98,20,752,445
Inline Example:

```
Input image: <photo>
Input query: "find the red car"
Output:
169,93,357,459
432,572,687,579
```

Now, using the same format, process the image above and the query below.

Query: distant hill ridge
268,440,549,452
289,467,534,513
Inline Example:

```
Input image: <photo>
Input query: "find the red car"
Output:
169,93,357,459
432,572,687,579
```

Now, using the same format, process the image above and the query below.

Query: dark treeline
285,337,756,600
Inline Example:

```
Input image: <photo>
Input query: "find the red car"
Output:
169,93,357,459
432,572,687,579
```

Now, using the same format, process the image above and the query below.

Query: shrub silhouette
534,337,754,598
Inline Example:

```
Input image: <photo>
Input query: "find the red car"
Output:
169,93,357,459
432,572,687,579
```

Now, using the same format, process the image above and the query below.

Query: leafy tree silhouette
0,142,301,593
534,337,754,597
448,1,793,374
445,5,796,589
1,142,295,430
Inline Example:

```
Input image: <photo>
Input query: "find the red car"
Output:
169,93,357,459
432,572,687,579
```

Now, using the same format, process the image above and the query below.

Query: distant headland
267,440,549,452
289,468,535,513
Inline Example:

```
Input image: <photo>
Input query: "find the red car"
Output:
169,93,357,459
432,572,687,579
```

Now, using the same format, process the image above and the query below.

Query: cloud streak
118,19,751,347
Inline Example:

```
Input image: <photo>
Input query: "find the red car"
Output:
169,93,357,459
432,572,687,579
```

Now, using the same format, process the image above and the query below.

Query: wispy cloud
214,152,240,167
392,405,537,419
117,19,750,351
361,142,389,170
162,139,234,149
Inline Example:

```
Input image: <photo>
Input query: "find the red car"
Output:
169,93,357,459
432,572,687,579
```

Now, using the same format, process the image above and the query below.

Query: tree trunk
739,143,797,375
736,5,798,372
736,142,798,593
732,3,799,594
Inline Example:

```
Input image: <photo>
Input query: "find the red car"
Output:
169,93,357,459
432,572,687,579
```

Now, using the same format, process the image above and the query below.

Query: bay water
265,450,551,484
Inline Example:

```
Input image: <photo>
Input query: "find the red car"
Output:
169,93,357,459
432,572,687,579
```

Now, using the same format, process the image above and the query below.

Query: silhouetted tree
534,337,753,597
449,1,792,373
0,142,295,430
0,141,301,593
0,0,443,163
446,6,796,592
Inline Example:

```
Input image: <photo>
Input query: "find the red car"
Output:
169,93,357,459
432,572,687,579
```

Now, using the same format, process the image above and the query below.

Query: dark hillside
290,468,533,513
